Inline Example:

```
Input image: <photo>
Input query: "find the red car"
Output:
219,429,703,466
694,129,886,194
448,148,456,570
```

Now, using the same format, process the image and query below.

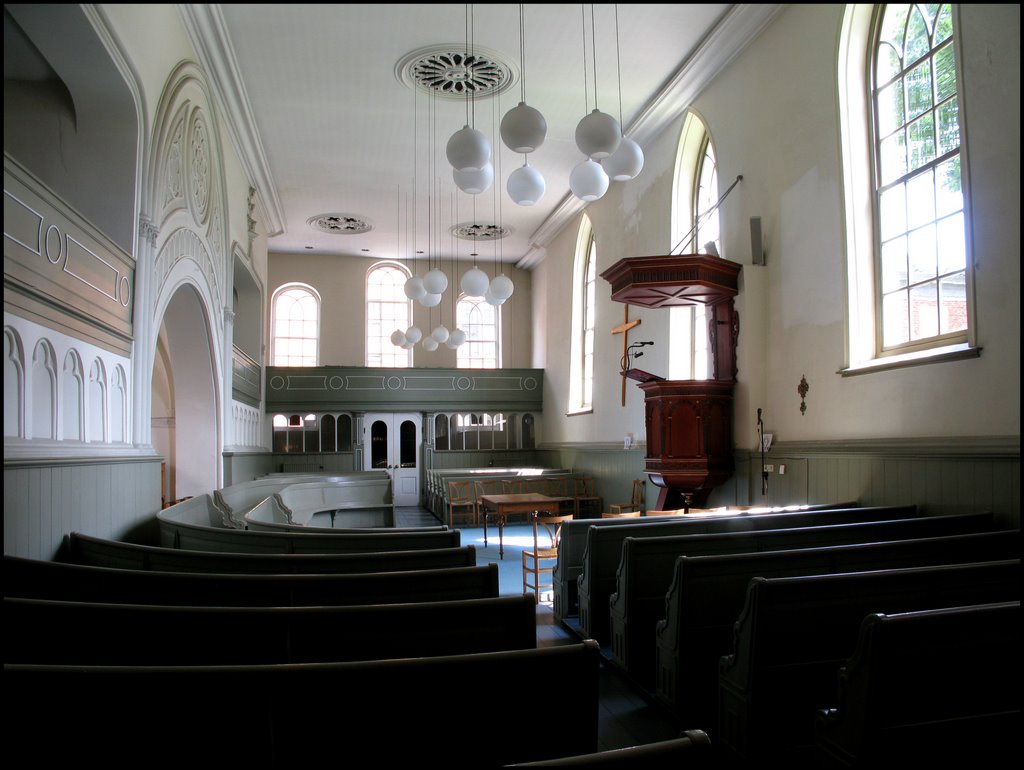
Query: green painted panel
266,367,544,412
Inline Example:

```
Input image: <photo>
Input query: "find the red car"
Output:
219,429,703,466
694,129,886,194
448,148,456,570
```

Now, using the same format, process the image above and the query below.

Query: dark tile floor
396,507,687,752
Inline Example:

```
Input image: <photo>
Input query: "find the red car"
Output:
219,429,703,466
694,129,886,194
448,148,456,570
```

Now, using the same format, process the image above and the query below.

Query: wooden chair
502,478,526,494
602,511,641,518
573,476,603,518
609,479,645,515
523,511,574,604
474,478,502,525
447,480,477,527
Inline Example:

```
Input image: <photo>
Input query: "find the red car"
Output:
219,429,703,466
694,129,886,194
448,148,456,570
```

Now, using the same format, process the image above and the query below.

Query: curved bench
245,479,396,531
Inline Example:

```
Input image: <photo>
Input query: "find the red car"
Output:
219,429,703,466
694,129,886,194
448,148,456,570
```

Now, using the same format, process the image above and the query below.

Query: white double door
363,413,421,507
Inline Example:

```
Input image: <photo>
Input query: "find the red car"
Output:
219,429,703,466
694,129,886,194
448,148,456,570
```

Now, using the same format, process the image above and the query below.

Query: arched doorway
152,284,219,503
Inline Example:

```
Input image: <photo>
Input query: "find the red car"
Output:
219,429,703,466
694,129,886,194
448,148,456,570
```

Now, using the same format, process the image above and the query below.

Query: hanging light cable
602,4,644,182
571,4,611,201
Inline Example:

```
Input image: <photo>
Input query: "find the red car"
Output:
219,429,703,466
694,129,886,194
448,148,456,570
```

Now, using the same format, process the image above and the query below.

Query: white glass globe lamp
500,101,547,153
404,325,423,344
448,328,467,348
446,124,491,172
489,273,514,301
507,162,545,206
390,330,407,347
575,109,621,159
461,266,490,297
484,285,506,306
403,275,426,300
602,136,645,181
570,158,610,202
419,292,442,308
431,325,450,344
423,267,448,295
454,163,494,195
422,337,439,352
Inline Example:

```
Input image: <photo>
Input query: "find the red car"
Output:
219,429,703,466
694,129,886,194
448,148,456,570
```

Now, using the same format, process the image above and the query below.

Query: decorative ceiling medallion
396,45,517,100
452,223,511,241
308,213,373,235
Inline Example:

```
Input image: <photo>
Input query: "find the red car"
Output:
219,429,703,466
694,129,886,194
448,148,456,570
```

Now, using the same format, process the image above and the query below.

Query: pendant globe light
423,266,448,295
489,272,514,301
574,5,620,160
446,124,490,173
507,161,545,206
404,325,423,345
403,274,426,300
500,6,546,154
447,5,491,173
447,327,467,348
570,158,609,202
422,336,439,352
431,325,450,344
602,5,644,181
453,162,493,195
390,329,408,347
461,264,489,297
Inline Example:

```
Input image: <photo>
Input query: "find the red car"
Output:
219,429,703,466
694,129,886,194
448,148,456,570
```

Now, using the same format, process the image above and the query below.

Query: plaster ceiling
183,4,780,269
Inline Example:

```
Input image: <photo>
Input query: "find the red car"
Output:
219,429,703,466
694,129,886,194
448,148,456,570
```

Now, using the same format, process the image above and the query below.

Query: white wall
533,4,1020,450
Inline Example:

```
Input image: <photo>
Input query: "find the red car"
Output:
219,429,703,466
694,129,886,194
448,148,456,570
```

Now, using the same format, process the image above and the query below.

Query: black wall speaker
750,216,765,265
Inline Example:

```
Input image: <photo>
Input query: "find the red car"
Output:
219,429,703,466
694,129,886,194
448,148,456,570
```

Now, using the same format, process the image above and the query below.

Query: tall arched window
840,4,973,371
568,216,597,413
271,283,320,367
366,262,412,368
669,112,718,380
456,294,500,368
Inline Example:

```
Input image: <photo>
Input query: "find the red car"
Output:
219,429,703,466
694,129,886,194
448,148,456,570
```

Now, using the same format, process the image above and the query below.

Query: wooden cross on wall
611,305,641,406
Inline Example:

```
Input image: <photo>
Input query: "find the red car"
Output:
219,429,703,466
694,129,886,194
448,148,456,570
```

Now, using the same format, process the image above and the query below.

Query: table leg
498,514,504,560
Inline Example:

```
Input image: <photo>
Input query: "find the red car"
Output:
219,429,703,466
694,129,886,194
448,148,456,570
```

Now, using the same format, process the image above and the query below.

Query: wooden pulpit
601,254,741,509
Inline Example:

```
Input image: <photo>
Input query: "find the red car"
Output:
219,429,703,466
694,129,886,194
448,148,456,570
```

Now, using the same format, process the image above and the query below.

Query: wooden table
479,494,572,559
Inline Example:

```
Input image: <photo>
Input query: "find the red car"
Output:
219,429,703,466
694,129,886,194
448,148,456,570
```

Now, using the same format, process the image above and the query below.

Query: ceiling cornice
177,3,285,237
516,4,783,270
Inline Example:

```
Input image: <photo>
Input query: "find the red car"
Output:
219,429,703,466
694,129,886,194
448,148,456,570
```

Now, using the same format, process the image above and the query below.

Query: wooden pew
650,529,1020,727
4,593,539,665
554,504,902,622
4,555,499,606
156,518,461,553
610,518,1003,683
504,729,713,767
578,506,974,644
61,532,477,573
3,641,602,768
717,560,1021,765
212,471,391,526
813,601,1021,768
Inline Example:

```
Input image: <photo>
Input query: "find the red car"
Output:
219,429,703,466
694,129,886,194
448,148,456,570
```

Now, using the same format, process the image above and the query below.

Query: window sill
565,408,594,417
840,343,981,377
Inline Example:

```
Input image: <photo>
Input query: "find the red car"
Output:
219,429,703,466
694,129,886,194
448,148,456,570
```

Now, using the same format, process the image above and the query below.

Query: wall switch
764,464,774,473
779,464,787,475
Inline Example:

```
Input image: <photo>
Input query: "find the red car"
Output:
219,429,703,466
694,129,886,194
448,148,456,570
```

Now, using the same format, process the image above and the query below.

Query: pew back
813,601,1021,768
61,532,477,573
650,529,1020,726
4,555,499,606
579,509,987,644
3,641,602,767
5,593,539,666
157,521,460,554
717,560,1021,764
555,505,914,621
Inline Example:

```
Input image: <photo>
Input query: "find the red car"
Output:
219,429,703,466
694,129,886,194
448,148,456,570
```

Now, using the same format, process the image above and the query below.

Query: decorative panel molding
265,367,544,412
231,344,261,406
4,155,134,355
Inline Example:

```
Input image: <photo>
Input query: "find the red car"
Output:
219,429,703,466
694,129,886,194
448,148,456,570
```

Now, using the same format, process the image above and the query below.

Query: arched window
366,262,412,368
840,4,973,371
568,216,597,413
669,112,717,380
456,294,500,368
271,283,320,367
